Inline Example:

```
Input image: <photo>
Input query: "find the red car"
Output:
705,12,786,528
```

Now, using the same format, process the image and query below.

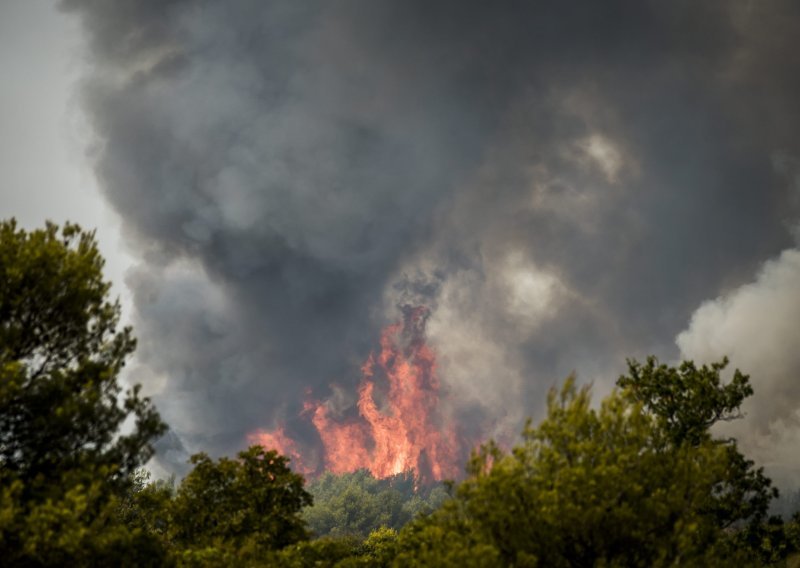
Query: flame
247,426,315,476
250,306,463,482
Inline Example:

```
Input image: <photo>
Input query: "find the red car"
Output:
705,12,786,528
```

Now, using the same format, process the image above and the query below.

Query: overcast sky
2,1,800,487
0,0,133,307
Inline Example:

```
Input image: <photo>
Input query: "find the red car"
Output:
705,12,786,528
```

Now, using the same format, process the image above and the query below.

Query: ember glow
249,306,464,482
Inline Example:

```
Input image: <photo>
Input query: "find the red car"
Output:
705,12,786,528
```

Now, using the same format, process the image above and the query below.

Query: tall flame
249,306,463,482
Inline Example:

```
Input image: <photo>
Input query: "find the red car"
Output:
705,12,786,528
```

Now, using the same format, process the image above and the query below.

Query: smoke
61,0,800,475
678,247,800,488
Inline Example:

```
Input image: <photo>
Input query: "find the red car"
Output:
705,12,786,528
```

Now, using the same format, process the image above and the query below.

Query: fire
247,426,315,476
248,306,463,482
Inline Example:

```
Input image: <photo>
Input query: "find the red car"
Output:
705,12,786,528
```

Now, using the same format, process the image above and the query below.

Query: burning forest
249,305,467,484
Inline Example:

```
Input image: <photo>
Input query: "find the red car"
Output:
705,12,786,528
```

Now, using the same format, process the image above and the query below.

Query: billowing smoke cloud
61,0,800,475
678,246,800,488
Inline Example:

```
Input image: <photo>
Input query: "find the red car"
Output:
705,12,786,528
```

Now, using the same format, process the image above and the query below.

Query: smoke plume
678,246,800,487
62,0,800,478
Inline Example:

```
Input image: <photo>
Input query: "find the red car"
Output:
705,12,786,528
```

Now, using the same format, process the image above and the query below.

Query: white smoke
677,248,800,487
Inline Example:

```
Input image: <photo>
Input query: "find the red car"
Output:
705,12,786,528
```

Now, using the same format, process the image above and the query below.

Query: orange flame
249,306,463,482
247,426,315,476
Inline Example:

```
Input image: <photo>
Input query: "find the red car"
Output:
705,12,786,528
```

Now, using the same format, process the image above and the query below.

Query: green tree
618,357,776,530
303,469,446,539
0,220,165,483
0,219,167,564
118,469,175,541
355,526,400,566
168,446,312,557
394,506,503,568
271,536,361,568
270,527,399,568
397,375,759,566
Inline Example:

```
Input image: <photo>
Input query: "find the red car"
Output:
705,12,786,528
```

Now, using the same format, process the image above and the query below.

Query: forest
2,219,800,567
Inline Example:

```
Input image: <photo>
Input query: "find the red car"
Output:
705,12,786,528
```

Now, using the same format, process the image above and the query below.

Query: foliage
269,527,399,568
0,219,167,564
118,447,313,565
0,468,170,566
733,514,800,565
270,536,361,568
395,367,786,566
354,526,400,566
118,469,175,540
394,505,503,568
619,357,777,530
618,356,751,446
303,469,447,538
0,220,165,484
169,446,312,553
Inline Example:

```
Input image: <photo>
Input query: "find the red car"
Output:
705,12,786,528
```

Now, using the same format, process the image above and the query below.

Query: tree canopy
303,469,447,539
619,357,776,531
0,219,166,564
171,447,312,552
0,220,165,483
119,446,313,565
395,362,795,566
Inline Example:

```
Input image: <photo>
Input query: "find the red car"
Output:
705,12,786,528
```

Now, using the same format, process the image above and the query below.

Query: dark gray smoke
62,0,800,478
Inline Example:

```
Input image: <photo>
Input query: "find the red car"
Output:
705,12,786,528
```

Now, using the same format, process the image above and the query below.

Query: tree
396,375,761,566
617,357,751,447
0,219,165,483
271,536,361,568
618,357,776,530
168,446,312,555
118,469,175,542
303,469,447,538
394,505,503,568
115,448,317,565
0,219,167,563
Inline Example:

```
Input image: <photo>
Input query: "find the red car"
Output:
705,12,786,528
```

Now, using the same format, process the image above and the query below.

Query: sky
2,1,800,486
0,1,133,303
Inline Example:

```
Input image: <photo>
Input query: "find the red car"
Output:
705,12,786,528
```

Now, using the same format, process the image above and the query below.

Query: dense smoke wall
62,0,800,480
